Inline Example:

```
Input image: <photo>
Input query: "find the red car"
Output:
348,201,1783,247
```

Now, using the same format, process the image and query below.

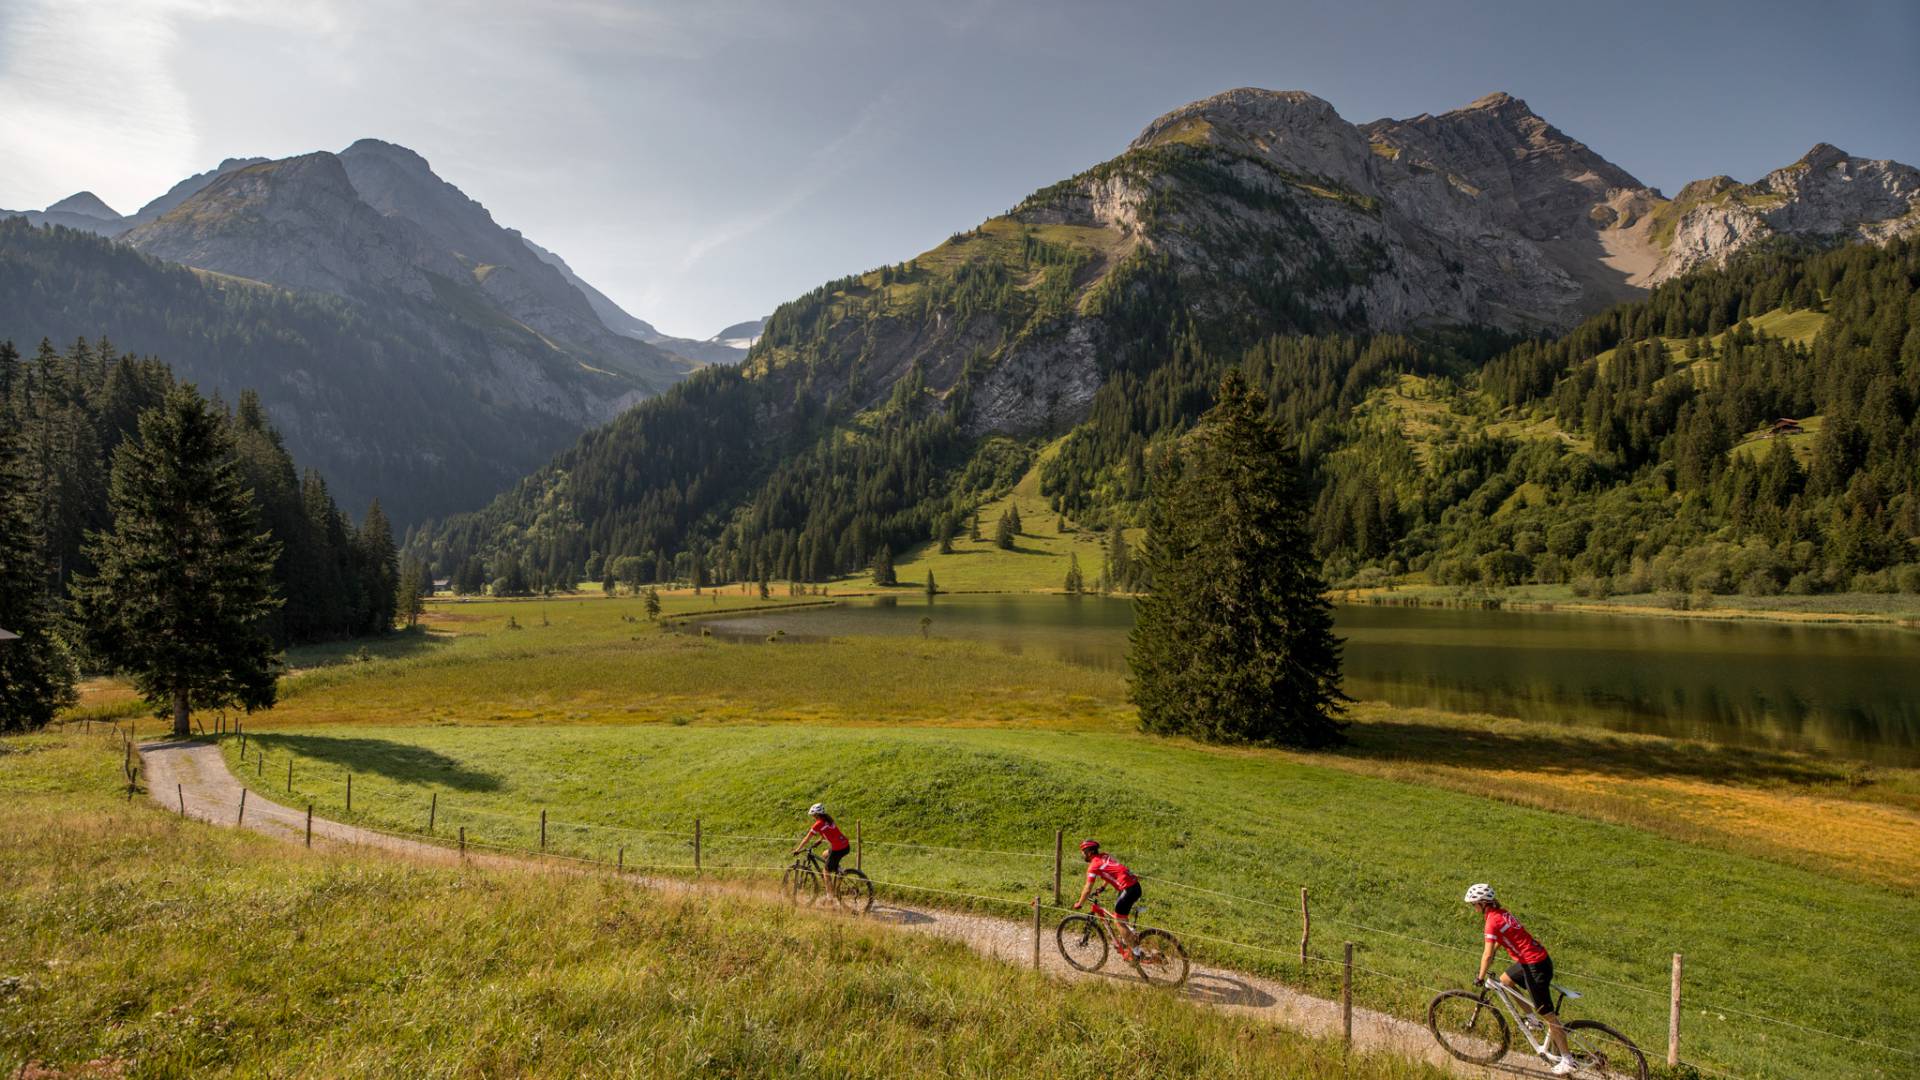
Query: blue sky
2,0,1915,337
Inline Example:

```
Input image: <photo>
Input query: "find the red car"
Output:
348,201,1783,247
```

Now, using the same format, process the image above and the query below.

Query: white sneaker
1550,1056,1578,1076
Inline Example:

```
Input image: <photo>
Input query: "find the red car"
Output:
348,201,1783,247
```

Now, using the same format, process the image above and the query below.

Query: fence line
203,740,1913,1074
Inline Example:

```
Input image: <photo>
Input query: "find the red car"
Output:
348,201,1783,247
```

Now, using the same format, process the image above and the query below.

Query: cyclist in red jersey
1465,883,1574,1075
793,802,853,896
1072,839,1143,954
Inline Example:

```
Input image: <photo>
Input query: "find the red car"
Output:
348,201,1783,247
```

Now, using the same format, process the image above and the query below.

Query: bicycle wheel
1055,915,1108,972
831,869,873,913
1128,928,1189,989
1427,990,1510,1065
1562,1019,1647,1080
782,866,821,906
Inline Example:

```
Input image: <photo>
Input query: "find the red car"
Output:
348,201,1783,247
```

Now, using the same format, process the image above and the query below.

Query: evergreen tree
0,416,76,730
995,511,1016,550
644,586,662,620
870,545,897,586
1008,503,1023,535
925,569,937,597
1064,553,1084,594
357,498,398,633
74,384,282,737
1129,370,1346,747
395,559,426,629
969,511,982,542
1106,524,1133,591
937,515,955,554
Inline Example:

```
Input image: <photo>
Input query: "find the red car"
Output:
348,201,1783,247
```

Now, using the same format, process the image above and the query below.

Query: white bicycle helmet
808,802,827,816
1463,883,1497,905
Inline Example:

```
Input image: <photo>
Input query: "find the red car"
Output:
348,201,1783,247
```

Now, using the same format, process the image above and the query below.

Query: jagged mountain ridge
412,86,1920,584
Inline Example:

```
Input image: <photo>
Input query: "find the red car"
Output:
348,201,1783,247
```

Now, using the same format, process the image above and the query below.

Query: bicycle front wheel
831,869,873,913
1427,990,1510,1065
782,866,821,906
1563,1019,1647,1079
1056,915,1108,972
1129,928,1189,988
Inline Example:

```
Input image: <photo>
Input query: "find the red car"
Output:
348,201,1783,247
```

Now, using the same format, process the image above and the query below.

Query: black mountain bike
782,846,873,914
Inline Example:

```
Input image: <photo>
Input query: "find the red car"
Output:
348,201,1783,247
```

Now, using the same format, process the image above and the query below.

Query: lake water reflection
682,594,1920,765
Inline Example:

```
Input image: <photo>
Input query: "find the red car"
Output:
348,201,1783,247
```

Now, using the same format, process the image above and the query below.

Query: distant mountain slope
519,237,754,364
0,218,646,525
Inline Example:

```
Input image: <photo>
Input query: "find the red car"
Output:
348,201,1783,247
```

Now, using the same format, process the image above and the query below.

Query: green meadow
170,594,1920,1080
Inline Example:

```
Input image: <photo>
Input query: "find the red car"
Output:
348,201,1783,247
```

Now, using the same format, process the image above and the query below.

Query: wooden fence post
1342,942,1354,1049
856,820,863,872
306,803,313,848
429,792,437,833
540,809,547,851
177,783,185,817
1669,953,1684,1067
1032,896,1042,970
237,788,247,826
239,725,246,759
694,817,702,871
618,846,625,873
459,826,466,858
346,772,352,813
286,757,292,794
256,754,263,778
1300,887,1311,975
1053,828,1064,906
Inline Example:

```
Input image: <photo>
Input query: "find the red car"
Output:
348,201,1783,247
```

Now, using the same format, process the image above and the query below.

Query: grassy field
2,729,1447,1079
146,596,1920,1079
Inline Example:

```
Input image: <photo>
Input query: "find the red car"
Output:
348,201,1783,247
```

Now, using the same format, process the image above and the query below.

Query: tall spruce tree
0,417,77,730
74,384,283,737
357,499,399,633
1128,370,1346,747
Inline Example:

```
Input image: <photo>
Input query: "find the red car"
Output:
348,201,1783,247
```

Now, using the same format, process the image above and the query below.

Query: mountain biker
792,803,853,890
1072,839,1142,954
1466,883,1575,1076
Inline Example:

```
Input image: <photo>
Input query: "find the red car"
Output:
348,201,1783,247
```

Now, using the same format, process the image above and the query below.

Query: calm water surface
684,595,1920,765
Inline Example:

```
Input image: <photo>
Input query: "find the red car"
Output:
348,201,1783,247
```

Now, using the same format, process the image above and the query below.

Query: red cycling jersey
1086,853,1138,891
1484,907,1549,965
808,818,851,852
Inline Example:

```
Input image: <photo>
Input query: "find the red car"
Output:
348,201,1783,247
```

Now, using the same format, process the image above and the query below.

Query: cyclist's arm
1475,938,1496,984
791,826,817,854
1072,873,1095,910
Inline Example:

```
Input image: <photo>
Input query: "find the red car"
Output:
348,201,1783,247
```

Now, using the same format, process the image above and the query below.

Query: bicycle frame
1084,894,1140,943
1479,977,1565,1057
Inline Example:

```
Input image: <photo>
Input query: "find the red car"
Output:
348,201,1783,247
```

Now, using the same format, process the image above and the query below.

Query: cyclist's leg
1112,884,1143,948
824,846,846,898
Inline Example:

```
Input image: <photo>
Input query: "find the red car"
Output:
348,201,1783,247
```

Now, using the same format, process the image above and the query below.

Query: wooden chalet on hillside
1767,417,1804,438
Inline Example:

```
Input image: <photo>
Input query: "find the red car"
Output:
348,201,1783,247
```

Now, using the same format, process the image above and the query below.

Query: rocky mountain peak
44,191,119,220
1794,142,1849,170
1130,87,1379,196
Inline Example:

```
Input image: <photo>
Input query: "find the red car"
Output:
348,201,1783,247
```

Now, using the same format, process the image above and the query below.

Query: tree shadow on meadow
1332,717,1848,788
287,625,453,670
246,733,502,792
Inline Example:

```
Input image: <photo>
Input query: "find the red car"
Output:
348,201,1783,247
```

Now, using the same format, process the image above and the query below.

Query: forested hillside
414,238,1920,600
2,338,403,646
0,220,662,524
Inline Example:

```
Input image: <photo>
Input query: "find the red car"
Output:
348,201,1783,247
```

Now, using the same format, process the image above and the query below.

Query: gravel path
142,739,1545,1078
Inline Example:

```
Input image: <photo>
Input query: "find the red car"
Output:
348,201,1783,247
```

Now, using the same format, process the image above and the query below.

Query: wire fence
150,728,1918,1080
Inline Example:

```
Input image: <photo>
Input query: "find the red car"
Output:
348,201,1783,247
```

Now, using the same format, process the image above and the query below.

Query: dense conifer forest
2,338,403,649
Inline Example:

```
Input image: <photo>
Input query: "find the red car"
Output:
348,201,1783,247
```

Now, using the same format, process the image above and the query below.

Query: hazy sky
3,0,1916,338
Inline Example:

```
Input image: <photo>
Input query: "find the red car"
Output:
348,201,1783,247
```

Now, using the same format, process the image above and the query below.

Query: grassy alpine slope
180,596,1920,1080
0,729,1448,1080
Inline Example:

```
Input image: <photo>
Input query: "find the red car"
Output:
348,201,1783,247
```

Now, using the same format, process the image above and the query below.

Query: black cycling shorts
1114,883,1142,917
825,846,849,874
1505,957,1555,1014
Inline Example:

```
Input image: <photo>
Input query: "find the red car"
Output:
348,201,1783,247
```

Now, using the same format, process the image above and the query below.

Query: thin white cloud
677,89,903,272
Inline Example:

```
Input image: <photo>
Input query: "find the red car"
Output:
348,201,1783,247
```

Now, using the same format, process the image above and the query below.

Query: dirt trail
141,740,1545,1078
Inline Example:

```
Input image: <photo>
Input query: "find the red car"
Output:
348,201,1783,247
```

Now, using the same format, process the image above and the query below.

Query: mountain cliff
410,87,1920,591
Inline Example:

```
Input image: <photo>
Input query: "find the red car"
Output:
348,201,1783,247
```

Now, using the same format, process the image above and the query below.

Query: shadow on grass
247,733,502,792
287,625,453,670
1332,718,1844,787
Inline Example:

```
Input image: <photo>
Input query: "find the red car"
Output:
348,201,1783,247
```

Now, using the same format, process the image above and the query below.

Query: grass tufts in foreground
0,730,1444,1079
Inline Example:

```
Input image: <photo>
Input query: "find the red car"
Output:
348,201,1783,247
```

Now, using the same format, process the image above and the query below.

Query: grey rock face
1651,145,1920,282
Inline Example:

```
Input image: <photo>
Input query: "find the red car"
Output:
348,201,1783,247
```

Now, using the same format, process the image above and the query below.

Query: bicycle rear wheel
1055,915,1108,972
831,869,873,913
1562,1019,1647,1079
1129,928,1189,988
782,866,821,906
1427,990,1510,1065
